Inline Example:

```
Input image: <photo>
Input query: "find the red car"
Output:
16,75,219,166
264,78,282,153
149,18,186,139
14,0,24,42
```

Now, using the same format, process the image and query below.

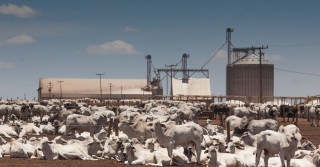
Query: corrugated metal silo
226,54,274,103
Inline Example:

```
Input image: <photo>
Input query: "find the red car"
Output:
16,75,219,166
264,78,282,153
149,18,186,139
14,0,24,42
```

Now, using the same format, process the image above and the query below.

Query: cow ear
160,124,166,128
204,150,208,153
131,147,136,151
236,145,245,150
48,141,53,144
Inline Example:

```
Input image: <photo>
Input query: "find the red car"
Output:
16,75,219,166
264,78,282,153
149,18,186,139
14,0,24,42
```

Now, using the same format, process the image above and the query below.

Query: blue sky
0,0,319,99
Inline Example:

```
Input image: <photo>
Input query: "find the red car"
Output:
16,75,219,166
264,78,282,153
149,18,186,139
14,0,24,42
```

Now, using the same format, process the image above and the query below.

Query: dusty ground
1,116,319,167
0,157,206,167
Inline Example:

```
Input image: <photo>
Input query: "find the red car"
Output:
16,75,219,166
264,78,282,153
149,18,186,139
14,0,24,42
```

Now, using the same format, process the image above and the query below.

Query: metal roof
233,54,272,65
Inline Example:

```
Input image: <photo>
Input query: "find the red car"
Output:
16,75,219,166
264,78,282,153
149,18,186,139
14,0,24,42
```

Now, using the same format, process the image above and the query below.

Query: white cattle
205,146,244,167
243,117,278,135
205,119,224,135
153,120,203,164
233,107,257,118
300,137,316,151
29,104,49,120
255,129,302,167
240,131,257,146
65,112,108,137
9,138,34,158
309,106,320,127
225,115,243,131
18,123,41,137
0,105,11,122
0,124,18,137
0,136,7,145
226,116,278,136
0,146,4,157
122,142,156,165
177,103,202,123
118,119,154,142
40,138,97,160
40,122,56,134
103,136,124,160
118,110,141,123
143,138,189,166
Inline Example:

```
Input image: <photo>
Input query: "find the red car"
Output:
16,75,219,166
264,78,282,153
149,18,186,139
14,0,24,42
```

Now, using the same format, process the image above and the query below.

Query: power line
270,41,320,47
275,67,320,77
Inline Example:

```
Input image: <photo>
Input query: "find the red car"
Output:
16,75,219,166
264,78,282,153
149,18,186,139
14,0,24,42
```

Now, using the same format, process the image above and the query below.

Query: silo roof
232,54,272,65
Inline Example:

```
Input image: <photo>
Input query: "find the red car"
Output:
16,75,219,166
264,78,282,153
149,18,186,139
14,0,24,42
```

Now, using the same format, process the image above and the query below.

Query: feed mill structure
226,54,274,103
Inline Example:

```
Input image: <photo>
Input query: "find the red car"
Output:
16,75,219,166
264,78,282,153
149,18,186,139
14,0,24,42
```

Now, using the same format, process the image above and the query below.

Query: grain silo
226,54,274,103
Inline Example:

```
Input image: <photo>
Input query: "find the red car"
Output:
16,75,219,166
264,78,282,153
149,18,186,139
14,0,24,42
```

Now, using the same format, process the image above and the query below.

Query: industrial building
225,28,274,103
38,78,152,100
37,29,275,102
226,54,274,103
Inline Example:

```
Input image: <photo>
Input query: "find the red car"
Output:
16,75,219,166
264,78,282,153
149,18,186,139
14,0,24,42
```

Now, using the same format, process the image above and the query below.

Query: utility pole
121,86,123,99
182,53,190,83
96,73,105,103
109,83,114,99
226,28,234,65
259,49,262,104
24,94,26,100
145,55,152,87
258,45,268,103
57,81,64,99
165,64,177,100
47,82,53,99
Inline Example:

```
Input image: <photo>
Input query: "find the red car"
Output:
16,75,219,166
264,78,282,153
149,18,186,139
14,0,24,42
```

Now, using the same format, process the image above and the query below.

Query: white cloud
0,34,35,46
265,54,285,62
0,4,37,18
86,40,140,55
0,61,14,69
124,26,139,32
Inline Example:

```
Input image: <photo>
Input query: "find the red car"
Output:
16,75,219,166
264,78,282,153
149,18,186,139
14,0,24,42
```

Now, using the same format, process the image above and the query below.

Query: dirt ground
1,116,319,167
0,157,206,167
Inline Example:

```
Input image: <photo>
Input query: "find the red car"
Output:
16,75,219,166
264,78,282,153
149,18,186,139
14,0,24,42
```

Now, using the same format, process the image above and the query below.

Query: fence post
308,106,310,122
282,106,285,123
227,122,231,143
4,109,8,123
295,105,299,126
107,118,114,137
220,112,223,127
114,117,119,136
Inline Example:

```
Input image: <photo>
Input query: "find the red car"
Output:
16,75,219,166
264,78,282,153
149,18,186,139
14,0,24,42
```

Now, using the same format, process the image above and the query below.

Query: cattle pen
1,96,320,167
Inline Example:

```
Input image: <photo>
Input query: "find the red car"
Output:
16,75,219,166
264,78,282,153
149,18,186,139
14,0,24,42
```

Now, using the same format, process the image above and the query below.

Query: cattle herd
0,98,320,167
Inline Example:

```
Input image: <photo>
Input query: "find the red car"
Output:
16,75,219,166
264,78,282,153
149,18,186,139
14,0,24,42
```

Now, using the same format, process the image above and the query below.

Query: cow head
87,139,104,156
143,138,156,150
301,139,316,151
121,142,135,162
205,146,217,159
